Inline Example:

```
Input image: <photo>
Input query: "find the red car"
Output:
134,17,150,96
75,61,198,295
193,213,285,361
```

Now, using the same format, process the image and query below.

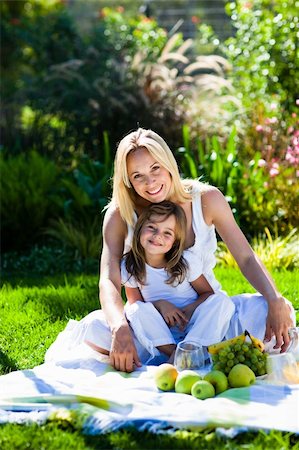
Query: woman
45,128,295,372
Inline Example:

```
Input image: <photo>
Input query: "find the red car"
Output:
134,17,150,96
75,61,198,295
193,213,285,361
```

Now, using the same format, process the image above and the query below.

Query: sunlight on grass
0,270,298,449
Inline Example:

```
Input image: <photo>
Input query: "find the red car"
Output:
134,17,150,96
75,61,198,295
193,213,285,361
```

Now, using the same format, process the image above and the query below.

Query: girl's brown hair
124,201,188,286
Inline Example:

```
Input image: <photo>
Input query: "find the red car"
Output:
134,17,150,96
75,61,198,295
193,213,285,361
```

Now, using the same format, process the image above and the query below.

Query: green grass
0,268,298,449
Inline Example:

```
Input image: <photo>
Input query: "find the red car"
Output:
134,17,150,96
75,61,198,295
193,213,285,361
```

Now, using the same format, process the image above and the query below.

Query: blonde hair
110,128,193,226
124,201,188,286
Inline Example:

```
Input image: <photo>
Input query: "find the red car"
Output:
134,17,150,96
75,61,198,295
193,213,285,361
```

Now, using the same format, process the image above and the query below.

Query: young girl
121,201,235,362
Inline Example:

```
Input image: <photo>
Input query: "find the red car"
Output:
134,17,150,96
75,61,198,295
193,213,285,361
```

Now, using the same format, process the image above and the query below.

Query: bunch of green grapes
211,342,267,376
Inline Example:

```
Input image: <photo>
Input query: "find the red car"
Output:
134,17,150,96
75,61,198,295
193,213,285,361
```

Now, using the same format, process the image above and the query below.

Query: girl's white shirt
123,181,222,294
121,250,203,309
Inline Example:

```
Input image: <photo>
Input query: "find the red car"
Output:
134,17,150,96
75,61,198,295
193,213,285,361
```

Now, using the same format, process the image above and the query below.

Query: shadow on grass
0,349,18,375
1,273,98,289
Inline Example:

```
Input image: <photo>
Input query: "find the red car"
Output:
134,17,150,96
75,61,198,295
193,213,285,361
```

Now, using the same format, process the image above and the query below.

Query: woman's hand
153,300,188,329
110,323,141,372
265,296,293,352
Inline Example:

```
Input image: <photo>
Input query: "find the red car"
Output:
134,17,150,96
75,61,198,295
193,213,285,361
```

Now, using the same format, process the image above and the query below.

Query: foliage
1,244,98,277
1,5,169,159
191,1,299,237
131,31,235,148
224,0,298,111
0,151,61,251
0,135,113,254
1,3,236,160
177,125,241,217
45,144,113,258
1,0,82,155
216,228,299,271
46,218,102,260
176,121,298,237
238,147,298,237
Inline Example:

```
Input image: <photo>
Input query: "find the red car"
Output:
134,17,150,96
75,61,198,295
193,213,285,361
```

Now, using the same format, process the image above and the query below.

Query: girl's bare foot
168,348,176,364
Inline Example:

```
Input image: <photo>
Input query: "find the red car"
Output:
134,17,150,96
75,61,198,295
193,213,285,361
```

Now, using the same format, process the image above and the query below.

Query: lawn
0,267,298,449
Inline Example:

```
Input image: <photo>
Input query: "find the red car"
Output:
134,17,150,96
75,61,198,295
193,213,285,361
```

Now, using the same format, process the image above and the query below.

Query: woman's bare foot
85,340,109,355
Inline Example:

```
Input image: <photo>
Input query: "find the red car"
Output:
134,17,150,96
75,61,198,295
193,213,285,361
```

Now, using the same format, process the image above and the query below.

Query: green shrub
1,0,82,155
177,125,241,219
2,3,235,160
0,151,61,251
224,0,298,111
45,146,113,258
1,244,98,278
4,6,168,159
190,0,299,236
216,228,299,271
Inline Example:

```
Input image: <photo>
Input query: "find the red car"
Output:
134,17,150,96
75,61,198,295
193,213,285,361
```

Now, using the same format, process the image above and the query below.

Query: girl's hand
181,303,198,322
265,296,293,352
153,300,188,330
110,324,141,372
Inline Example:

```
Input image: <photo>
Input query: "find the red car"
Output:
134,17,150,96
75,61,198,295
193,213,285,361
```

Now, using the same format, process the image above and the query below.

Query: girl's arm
201,188,293,351
125,286,144,304
100,206,141,372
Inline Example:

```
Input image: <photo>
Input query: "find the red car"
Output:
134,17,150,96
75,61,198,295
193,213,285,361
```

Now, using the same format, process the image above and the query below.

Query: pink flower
258,159,267,167
255,124,263,132
296,170,299,177
272,162,279,169
265,117,278,125
270,103,277,110
191,16,200,23
296,99,299,106
269,167,279,177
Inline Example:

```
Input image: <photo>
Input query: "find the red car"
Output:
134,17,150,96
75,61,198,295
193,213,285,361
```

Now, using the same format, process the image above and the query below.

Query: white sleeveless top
124,181,222,293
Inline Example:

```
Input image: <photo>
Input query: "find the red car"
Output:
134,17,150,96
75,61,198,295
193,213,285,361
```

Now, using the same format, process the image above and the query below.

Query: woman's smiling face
127,147,172,203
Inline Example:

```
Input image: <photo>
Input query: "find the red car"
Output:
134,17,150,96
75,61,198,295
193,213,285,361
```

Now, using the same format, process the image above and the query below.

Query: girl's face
127,147,172,203
140,214,176,258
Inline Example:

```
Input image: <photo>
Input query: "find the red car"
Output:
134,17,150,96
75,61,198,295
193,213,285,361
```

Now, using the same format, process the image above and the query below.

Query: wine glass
174,341,205,372
266,352,299,384
287,327,299,354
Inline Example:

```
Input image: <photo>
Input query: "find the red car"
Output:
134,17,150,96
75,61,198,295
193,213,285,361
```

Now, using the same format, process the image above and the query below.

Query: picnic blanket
0,350,298,435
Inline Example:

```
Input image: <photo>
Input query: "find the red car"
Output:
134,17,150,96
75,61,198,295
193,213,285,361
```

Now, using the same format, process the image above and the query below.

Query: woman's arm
183,275,215,321
100,206,141,372
201,188,293,351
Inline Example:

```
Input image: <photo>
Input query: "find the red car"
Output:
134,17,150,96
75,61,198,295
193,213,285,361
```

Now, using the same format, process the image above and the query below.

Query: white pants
124,293,235,349
45,293,296,365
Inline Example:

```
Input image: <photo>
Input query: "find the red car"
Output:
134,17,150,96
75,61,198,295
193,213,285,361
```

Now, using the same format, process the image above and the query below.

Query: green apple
154,363,178,391
191,380,215,400
203,370,228,394
228,363,256,388
175,370,202,394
